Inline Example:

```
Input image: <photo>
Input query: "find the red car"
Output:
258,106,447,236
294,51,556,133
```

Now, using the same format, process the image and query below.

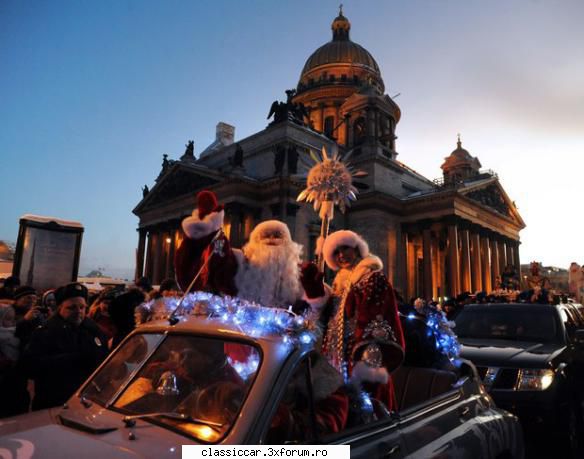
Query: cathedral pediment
459,179,525,228
133,164,221,215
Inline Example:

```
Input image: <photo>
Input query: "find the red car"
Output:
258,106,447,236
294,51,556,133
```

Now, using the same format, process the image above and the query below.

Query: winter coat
0,327,20,363
22,315,108,410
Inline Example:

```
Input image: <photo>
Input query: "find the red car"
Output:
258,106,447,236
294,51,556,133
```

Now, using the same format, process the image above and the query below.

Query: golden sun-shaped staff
297,146,367,269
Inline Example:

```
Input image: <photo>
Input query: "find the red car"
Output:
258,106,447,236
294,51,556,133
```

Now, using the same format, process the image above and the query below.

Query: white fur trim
322,230,369,271
350,361,389,386
348,255,383,285
182,209,224,239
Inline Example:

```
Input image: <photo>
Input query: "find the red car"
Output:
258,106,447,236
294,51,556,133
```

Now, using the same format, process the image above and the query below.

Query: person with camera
22,283,108,410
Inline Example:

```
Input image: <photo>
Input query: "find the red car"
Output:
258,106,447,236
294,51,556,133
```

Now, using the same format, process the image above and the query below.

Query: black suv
455,302,584,455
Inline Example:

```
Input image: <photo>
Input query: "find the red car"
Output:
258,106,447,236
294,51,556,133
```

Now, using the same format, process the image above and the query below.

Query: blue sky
1,0,583,279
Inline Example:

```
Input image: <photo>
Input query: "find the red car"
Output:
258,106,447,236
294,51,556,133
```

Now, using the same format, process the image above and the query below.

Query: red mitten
300,262,325,299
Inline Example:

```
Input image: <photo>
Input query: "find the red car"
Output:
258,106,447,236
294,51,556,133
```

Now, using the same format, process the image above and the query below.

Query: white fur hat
322,230,369,271
249,220,291,244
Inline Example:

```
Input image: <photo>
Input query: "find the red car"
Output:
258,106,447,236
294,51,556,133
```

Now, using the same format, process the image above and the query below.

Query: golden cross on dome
339,3,344,15
457,133,462,147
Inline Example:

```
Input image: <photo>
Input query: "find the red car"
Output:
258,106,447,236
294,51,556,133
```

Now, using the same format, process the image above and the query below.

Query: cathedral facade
133,10,525,301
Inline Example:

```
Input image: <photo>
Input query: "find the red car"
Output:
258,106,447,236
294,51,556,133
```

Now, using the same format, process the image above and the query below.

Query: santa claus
174,190,328,311
319,230,405,411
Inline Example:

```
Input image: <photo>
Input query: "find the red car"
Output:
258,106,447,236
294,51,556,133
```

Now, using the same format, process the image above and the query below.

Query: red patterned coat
323,255,405,411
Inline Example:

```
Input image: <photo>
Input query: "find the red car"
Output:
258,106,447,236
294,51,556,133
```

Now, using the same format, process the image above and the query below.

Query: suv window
455,305,561,343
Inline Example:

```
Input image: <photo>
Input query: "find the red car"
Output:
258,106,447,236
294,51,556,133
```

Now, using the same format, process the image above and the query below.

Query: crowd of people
0,273,180,417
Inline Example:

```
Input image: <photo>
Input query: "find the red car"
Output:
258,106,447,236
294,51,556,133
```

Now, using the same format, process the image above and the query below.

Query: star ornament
296,146,367,219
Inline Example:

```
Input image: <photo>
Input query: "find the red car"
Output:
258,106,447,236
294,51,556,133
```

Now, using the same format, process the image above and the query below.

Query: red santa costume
174,190,329,311
320,230,405,411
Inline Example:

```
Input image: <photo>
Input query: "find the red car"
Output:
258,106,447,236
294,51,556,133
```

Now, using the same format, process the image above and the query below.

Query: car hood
459,338,565,368
0,408,188,459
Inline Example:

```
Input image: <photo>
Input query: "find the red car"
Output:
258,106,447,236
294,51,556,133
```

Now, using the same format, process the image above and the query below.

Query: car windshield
455,305,562,343
81,333,261,443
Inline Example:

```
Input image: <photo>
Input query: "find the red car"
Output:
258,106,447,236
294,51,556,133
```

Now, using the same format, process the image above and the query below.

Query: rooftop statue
267,89,309,127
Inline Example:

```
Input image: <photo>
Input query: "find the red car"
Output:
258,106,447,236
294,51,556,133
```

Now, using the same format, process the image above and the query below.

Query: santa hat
322,230,369,271
249,220,291,244
182,190,225,239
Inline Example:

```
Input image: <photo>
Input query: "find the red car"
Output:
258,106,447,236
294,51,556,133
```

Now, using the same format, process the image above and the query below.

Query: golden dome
296,10,384,95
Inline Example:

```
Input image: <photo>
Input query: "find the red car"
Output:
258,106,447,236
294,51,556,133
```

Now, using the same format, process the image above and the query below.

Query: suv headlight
516,368,555,390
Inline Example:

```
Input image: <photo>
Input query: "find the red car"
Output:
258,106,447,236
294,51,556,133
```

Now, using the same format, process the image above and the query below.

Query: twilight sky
1,0,583,279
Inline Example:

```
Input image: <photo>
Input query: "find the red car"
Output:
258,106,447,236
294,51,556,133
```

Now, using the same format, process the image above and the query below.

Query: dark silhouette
230,143,244,167
267,89,309,126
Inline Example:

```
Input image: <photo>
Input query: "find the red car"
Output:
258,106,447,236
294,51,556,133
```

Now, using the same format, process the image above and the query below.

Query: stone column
513,240,521,272
147,231,159,284
423,228,433,301
480,233,492,292
470,229,483,293
164,231,173,280
447,223,460,297
506,240,514,271
460,226,471,293
144,231,153,282
396,226,408,296
168,228,178,278
490,238,500,289
470,230,482,293
498,239,507,274
319,104,325,132
135,229,147,281
154,230,164,285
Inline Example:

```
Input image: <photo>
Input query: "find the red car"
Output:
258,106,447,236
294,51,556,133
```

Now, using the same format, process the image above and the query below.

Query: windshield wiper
122,412,223,430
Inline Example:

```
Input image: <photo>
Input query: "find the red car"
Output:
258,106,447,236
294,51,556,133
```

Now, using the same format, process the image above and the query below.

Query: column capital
443,215,462,226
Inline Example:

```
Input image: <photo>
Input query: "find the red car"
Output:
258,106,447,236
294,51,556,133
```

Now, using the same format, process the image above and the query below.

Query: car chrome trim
398,391,462,424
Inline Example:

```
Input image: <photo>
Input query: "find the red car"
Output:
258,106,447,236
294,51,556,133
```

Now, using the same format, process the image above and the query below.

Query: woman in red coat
320,230,405,412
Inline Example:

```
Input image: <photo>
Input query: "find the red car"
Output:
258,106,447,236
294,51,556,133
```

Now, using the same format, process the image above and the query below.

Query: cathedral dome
296,9,384,95
441,136,482,183
442,137,481,171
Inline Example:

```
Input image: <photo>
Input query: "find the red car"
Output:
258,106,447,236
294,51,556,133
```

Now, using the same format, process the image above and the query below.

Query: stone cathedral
133,9,525,301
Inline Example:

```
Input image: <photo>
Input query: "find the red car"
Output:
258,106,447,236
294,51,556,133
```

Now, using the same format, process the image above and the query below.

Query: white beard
235,240,303,308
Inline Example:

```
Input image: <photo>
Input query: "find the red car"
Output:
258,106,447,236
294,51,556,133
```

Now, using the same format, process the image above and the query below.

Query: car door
397,368,491,458
560,306,584,385
258,352,407,458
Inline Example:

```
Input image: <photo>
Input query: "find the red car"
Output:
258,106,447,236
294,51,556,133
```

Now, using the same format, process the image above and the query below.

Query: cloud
459,51,584,135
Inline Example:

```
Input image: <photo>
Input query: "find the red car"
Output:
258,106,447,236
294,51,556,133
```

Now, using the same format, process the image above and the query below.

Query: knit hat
322,230,369,271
